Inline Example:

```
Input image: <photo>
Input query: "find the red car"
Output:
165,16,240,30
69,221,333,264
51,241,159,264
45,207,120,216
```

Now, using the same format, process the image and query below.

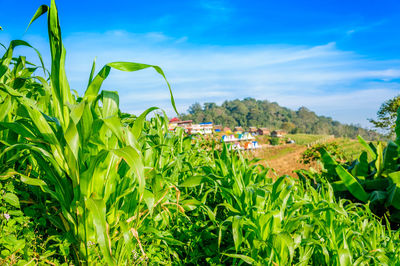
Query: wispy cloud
2,30,399,127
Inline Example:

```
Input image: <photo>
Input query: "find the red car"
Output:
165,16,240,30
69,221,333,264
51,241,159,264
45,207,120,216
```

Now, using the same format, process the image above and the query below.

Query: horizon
1,0,400,128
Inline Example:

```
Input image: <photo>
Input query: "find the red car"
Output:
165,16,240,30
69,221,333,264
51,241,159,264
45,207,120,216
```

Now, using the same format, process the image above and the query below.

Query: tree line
181,98,381,140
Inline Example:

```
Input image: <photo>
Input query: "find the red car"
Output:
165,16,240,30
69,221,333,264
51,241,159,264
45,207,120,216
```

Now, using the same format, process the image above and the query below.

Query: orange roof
169,117,180,122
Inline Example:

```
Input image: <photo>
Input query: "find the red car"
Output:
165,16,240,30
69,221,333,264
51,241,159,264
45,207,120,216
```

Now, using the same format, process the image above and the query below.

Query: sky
1,0,400,127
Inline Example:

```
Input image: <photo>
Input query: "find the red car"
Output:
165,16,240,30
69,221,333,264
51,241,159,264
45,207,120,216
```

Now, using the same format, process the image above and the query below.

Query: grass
286,133,331,145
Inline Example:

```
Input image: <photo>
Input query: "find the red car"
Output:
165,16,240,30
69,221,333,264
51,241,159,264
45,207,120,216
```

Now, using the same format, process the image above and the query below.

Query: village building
233,126,244,134
271,130,287,138
191,124,202,134
222,135,237,142
239,132,255,141
214,125,222,132
257,128,270,135
168,117,180,131
199,122,213,134
168,117,193,133
223,127,232,134
249,127,257,134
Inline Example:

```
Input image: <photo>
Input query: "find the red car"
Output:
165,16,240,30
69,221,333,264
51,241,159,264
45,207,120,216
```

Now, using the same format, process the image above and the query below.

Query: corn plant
180,145,400,264
0,1,187,264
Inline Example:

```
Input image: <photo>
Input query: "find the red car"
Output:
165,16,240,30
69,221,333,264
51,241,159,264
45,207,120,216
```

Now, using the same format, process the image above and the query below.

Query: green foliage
0,180,66,264
270,136,280,145
308,131,400,223
301,142,346,164
182,98,381,140
369,95,400,137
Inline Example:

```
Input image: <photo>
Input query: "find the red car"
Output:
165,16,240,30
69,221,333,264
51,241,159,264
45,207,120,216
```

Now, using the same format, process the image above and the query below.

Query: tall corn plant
0,1,183,264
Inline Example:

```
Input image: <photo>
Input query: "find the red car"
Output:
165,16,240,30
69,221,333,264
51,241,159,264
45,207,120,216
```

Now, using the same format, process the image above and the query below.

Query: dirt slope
254,144,315,177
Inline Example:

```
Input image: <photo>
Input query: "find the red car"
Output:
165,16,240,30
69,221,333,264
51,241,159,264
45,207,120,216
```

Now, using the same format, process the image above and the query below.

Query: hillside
181,98,381,140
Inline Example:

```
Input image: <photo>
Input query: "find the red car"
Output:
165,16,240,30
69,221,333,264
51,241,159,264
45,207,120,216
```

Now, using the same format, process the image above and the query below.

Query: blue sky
1,0,400,127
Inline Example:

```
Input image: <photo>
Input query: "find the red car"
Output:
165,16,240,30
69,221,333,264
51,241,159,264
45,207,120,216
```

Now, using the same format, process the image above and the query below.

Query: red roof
169,117,180,122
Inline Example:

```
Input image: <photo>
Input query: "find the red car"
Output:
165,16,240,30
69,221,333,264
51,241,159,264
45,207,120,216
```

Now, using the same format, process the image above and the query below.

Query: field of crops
1,2,400,265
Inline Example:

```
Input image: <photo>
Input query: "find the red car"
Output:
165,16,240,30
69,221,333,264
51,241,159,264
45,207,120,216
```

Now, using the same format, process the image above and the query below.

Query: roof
169,117,180,122
199,122,213,125
234,127,244,131
177,120,193,124
258,127,269,131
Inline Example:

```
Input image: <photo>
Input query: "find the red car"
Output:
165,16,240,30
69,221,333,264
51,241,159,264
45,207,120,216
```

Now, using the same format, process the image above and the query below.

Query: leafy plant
300,142,346,165
304,108,400,223
270,137,280,145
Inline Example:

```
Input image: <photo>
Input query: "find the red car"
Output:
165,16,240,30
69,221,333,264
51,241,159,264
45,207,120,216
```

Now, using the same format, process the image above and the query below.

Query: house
200,122,213,134
177,120,193,133
257,128,270,135
169,117,193,133
249,127,257,134
271,130,287,138
222,135,237,142
191,124,202,134
233,127,244,134
240,132,255,141
214,125,222,132
223,127,232,134
168,117,181,130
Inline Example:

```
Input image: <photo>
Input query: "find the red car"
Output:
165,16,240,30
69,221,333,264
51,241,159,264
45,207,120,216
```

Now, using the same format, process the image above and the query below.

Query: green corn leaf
69,101,86,124
86,198,115,265
88,57,96,88
101,90,119,119
221,253,255,264
143,190,155,215
232,216,242,252
180,176,204,187
113,146,145,193
84,62,178,115
338,248,352,266
0,121,36,140
0,96,12,121
26,5,48,30
0,40,45,79
131,107,159,140
335,165,369,202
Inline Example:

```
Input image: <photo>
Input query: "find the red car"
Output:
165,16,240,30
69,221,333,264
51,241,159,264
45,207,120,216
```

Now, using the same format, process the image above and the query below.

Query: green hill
181,97,381,140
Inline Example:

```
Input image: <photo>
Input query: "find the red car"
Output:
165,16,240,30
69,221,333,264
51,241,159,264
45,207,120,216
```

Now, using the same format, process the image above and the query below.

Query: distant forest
181,98,381,140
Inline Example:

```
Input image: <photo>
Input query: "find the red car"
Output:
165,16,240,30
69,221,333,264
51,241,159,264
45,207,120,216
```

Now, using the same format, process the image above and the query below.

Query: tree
369,95,400,136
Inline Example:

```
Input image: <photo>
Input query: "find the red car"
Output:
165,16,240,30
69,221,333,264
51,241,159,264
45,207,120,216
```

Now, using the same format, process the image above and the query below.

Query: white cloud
2,30,400,127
